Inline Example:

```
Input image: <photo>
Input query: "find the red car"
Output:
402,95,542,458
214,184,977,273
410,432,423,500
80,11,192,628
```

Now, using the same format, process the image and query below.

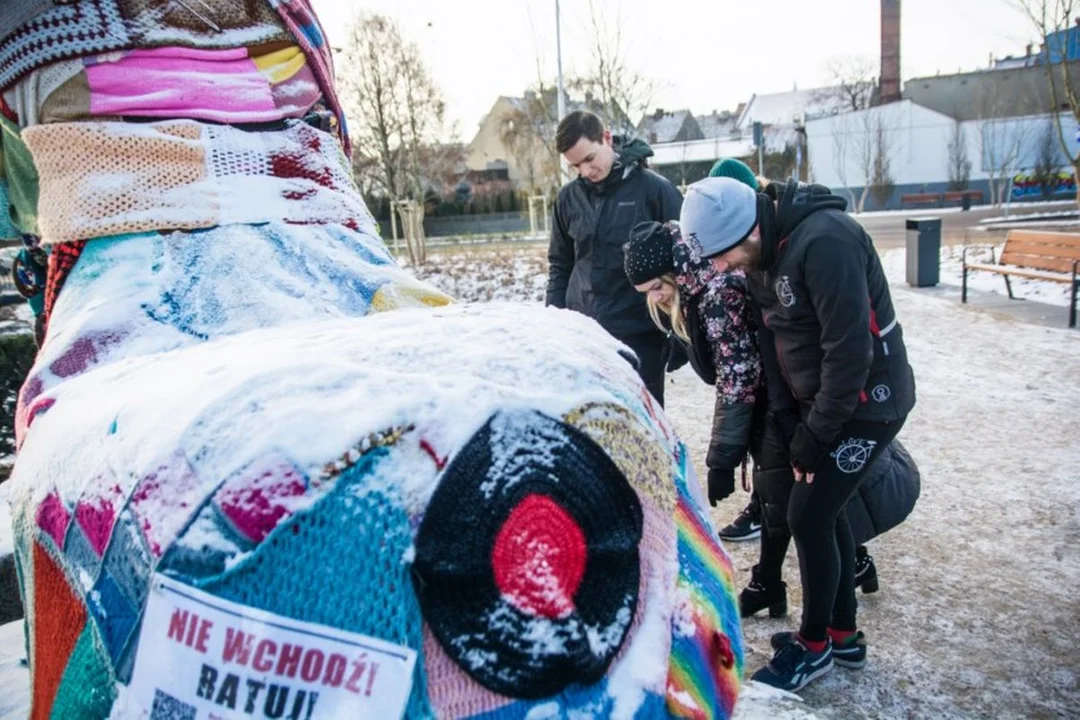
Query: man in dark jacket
680,176,916,692
547,110,683,405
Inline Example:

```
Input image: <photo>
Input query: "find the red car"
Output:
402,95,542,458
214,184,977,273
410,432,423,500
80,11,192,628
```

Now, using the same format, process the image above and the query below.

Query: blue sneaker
751,636,833,692
771,630,867,669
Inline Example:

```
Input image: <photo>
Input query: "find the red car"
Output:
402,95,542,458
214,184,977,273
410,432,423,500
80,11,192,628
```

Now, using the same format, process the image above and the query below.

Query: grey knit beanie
679,177,758,259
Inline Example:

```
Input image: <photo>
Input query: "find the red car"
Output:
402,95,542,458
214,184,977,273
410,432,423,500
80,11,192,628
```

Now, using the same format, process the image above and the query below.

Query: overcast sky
309,0,1037,141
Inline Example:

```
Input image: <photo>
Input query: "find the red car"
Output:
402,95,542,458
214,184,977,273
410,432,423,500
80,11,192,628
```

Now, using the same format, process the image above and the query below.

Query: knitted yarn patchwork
0,0,288,93
666,451,744,719
411,410,643,699
13,223,451,451
11,301,744,719
6,3,744,718
23,119,373,245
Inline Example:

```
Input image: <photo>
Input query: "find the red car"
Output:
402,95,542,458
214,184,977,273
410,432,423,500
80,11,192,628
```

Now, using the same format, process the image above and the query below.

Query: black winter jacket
748,180,916,446
546,137,683,339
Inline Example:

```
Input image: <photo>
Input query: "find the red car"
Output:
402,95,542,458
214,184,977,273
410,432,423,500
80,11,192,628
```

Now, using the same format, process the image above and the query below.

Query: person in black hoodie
547,110,683,405
679,176,916,692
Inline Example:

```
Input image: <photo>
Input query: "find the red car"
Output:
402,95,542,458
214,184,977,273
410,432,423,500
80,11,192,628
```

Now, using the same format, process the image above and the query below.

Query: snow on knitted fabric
10,302,742,718
15,222,450,447
22,119,372,244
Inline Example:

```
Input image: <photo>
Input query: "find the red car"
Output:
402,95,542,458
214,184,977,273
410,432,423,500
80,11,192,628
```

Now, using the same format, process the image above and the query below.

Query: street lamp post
556,0,568,182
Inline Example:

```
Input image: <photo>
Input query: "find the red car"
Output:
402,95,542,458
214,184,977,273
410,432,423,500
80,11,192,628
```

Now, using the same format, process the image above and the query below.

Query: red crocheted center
492,494,586,619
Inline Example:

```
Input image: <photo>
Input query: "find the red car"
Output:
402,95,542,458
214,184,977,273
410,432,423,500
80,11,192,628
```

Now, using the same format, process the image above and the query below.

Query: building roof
736,86,849,129
649,136,756,167
696,111,738,139
636,109,702,144
902,62,1079,121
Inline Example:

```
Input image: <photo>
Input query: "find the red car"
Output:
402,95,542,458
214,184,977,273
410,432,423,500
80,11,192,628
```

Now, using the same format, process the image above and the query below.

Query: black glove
707,467,736,506
768,407,800,449
662,334,690,373
789,423,829,474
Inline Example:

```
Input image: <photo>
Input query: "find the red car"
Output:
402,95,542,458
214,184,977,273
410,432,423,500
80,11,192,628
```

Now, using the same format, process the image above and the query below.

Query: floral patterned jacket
669,221,764,472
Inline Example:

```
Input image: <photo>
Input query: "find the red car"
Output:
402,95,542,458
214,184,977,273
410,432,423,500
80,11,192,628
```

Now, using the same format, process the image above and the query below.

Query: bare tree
571,0,652,133
815,55,878,114
981,118,1031,205
500,89,563,194
946,120,973,192
1013,0,1080,203
869,118,896,208
831,113,860,208
853,112,877,212
1033,115,1064,197
339,15,407,199
977,77,1035,205
339,13,449,264
398,38,447,202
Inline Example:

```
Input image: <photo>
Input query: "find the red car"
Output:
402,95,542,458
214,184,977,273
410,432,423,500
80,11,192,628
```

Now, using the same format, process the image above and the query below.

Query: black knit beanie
623,221,675,285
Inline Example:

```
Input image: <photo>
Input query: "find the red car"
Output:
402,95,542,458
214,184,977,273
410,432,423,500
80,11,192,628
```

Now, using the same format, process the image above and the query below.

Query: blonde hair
645,274,689,343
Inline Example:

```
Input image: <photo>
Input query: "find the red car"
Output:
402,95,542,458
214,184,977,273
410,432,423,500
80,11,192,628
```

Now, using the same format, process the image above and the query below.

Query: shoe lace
769,640,808,674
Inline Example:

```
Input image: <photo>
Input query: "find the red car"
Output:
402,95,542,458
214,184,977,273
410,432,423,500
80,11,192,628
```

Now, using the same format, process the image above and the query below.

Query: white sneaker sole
834,655,867,670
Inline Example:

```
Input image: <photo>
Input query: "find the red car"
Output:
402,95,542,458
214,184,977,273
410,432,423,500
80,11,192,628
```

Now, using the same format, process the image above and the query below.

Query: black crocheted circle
411,409,643,699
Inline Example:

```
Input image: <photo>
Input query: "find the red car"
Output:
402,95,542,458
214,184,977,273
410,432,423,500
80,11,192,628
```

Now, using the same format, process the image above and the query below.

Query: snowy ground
415,246,1080,718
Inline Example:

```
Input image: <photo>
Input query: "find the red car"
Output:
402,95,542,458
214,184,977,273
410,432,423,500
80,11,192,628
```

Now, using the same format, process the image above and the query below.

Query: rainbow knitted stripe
665,468,744,719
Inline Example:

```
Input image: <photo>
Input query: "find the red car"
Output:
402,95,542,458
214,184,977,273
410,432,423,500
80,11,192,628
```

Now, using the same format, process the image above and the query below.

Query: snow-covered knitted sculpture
1,2,743,718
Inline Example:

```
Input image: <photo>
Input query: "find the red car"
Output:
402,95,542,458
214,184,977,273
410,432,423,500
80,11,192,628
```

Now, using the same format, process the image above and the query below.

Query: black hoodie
546,137,683,339
747,180,915,445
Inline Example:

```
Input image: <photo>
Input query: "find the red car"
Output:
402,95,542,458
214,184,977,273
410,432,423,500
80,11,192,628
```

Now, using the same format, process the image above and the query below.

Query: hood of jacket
759,179,848,270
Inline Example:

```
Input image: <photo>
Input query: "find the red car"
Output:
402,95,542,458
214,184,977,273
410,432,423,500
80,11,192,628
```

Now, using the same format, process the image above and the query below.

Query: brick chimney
879,0,901,104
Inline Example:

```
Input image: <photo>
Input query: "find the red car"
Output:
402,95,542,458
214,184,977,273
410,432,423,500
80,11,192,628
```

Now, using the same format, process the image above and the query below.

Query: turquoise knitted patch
51,622,116,719
190,448,433,718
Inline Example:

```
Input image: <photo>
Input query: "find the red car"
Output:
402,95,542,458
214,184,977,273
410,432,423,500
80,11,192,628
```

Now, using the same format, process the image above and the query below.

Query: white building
806,100,1079,211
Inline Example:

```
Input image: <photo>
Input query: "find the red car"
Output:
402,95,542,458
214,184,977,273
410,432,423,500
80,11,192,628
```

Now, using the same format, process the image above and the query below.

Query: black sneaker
831,631,867,669
740,564,787,618
855,547,879,594
771,630,866,669
751,636,833,692
719,502,761,541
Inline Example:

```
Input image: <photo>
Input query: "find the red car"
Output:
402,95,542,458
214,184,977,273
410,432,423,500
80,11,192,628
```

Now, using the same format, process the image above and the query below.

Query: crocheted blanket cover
3,4,744,719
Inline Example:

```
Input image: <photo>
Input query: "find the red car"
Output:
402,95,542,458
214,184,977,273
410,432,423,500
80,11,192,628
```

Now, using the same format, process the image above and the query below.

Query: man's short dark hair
556,111,605,154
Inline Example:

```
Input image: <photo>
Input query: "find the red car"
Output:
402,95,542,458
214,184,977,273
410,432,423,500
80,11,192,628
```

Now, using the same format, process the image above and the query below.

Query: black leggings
788,417,904,641
748,411,795,586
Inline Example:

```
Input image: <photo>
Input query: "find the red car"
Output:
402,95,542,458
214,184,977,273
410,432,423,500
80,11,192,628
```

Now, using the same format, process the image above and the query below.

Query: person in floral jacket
623,219,761,506
626,219,833,623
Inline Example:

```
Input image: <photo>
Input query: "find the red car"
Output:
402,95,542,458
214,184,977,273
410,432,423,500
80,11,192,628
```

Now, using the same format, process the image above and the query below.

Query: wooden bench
962,230,1080,327
943,190,982,206
900,192,942,207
